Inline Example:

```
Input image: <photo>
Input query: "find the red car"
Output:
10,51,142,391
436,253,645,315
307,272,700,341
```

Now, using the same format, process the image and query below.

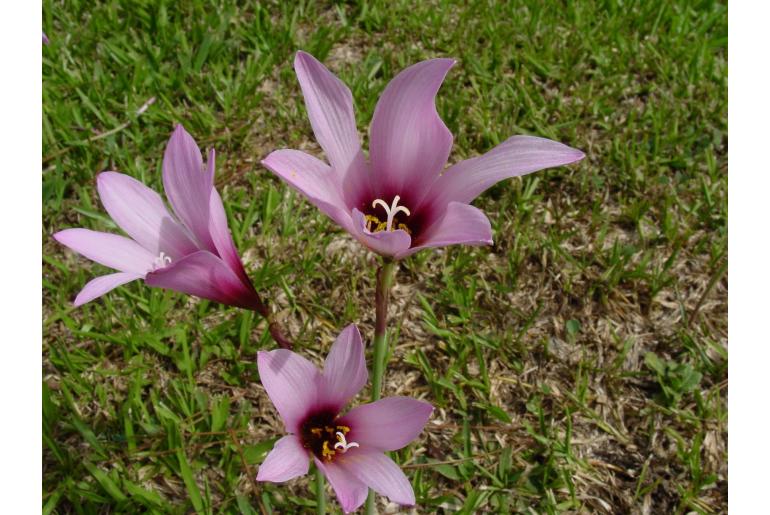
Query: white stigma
371,195,411,232
334,431,359,453
153,252,172,270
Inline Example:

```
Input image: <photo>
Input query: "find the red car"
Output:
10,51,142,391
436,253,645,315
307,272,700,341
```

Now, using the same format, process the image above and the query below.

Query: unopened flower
54,125,264,311
263,51,584,259
257,324,432,513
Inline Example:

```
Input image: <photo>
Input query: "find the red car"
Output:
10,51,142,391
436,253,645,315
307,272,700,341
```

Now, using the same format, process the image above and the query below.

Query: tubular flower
257,325,433,513
54,125,264,311
263,51,585,259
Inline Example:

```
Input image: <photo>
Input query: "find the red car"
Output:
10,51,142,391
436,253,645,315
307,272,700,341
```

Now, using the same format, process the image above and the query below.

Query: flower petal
256,435,310,483
54,228,155,275
294,51,372,206
294,51,362,173
208,188,249,283
257,349,321,433
97,172,198,258
431,135,585,205
341,397,433,451
315,457,369,514
351,209,412,258
369,58,455,200
395,202,492,259
73,272,142,307
322,324,368,411
262,149,355,232
337,449,415,506
144,250,259,310
162,125,216,251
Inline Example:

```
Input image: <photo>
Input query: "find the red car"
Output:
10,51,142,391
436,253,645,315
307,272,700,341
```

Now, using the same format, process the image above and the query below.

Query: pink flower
54,125,263,310
262,51,585,259
257,325,432,513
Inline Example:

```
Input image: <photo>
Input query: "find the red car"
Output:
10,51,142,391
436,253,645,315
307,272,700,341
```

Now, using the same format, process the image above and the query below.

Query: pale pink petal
294,51,363,178
369,59,455,200
257,349,321,433
256,435,310,483
144,250,259,310
96,172,198,258
315,457,369,514
206,148,216,182
321,324,367,411
431,135,585,205
73,272,142,306
162,125,216,251
341,397,433,451
208,188,249,282
351,209,411,258
262,149,355,233
54,228,155,275
395,202,492,259
337,449,415,506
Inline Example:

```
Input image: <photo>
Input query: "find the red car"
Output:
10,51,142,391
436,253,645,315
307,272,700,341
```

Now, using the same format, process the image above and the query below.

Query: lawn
42,1,727,513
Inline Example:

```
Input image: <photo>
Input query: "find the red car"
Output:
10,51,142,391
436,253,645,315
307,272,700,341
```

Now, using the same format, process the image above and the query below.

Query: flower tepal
262,51,585,259
256,324,433,513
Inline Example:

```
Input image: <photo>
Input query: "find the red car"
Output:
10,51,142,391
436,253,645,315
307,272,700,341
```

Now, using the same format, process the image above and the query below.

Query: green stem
315,464,326,515
371,260,397,400
366,260,397,514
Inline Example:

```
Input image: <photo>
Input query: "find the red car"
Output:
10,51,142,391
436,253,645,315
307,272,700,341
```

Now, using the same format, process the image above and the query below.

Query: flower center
152,252,172,271
299,410,359,462
367,195,412,234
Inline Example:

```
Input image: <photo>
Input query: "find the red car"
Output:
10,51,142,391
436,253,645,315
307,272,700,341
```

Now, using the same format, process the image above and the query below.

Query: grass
42,0,727,513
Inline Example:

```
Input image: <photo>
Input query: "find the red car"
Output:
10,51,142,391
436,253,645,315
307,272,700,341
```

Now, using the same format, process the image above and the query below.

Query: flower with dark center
262,51,585,259
256,325,433,513
54,125,265,311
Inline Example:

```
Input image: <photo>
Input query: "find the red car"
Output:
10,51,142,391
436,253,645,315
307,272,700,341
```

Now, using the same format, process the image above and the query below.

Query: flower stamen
334,431,359,453
371,195,411,232
321,440,336,461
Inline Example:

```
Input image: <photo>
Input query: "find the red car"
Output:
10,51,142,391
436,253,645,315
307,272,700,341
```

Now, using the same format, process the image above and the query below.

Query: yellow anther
310,428,322,437
325,426,335,434
365,214,380,232
365,211,411,234
322,440,336,461
336,425,350,434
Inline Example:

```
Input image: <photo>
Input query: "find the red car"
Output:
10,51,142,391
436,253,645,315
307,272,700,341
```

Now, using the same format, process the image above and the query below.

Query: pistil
152,252,172,270
371,195,411,232
333,431,359,453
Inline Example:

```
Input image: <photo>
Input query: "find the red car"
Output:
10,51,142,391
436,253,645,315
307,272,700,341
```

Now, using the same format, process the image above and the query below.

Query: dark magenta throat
299,408,351,462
